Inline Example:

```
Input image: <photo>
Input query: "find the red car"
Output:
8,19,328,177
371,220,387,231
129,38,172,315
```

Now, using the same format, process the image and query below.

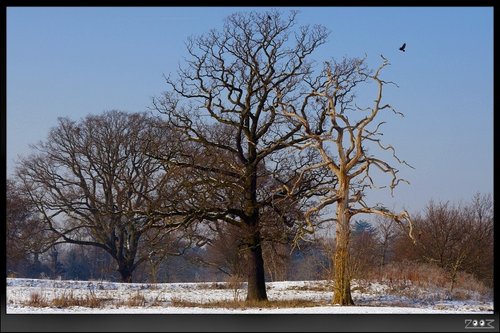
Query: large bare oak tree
16,111,188,282
151,10,329,301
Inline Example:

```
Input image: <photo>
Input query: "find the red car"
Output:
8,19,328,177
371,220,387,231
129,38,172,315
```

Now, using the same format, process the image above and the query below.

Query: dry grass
227,274,245,301
206,282,230,290
371,262,491,294
170,297,325,309
25,292,50,307
24,291,103,308
26,289,157,309
286,282,331,292
52,291,103,308
364,261,493,302
450,289,472,301
204,277,245,291
115,291,147,307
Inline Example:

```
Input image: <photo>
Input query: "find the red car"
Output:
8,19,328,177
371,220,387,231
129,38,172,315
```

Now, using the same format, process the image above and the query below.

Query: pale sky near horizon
6,6,493,216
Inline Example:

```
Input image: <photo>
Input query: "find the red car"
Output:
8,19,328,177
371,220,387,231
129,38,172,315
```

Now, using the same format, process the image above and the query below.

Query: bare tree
375,216,398,270
139,227,194,284
151,10,330,301
6,178,53,276
201,221,247,279
349,220,378,280
281,56,414,305
15,111,189,282
464,193,493,286
260,209,296,282
412,195,493,292
195,203,300,283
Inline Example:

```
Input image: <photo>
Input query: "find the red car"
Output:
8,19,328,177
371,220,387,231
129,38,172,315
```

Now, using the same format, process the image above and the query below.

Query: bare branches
151,10,328,165
352,205,415,243
284,55,413,224
15,111,191,282
147,10,333,300
410,197,494,290
151,11,333,232
279,55,414,303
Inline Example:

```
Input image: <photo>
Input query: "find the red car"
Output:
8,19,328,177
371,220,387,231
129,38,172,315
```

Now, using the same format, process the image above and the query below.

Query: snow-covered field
6,278,493,314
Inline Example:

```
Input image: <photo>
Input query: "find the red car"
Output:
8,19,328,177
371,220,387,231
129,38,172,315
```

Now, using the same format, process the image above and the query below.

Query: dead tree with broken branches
280,55,415,305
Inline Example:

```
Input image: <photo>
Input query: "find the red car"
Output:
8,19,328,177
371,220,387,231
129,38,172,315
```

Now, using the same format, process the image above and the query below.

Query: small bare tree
412,195,493,293
349,220,378,280
281,56,414,305
464,193,493,286
375,216,398,270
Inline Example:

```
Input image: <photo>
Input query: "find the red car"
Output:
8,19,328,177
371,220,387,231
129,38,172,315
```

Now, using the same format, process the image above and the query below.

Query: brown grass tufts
115,291,147,307
24,290,103,308
25,292,49,307
51,291,103,308
287,282,331,292
170,297,325,309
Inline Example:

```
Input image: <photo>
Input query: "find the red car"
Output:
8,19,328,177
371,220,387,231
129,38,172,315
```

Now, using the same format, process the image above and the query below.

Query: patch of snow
6,278,494,314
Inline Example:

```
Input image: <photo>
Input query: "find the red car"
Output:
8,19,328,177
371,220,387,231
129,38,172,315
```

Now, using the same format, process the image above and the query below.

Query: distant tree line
346,193,493,292
7,169,493,291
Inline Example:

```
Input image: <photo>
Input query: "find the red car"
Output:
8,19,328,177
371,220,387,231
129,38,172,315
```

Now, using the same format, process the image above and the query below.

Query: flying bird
399,43,406,52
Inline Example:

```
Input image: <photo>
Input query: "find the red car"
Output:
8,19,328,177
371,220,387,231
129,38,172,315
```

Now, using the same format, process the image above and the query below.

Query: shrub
25,292,49,307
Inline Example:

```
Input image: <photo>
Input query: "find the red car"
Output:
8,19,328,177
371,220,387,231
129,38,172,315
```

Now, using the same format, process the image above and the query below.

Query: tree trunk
449,264,459,294
242,159,268,302
118,264,133,283
244,224,268,301
333,195,354,305
150,260,159,284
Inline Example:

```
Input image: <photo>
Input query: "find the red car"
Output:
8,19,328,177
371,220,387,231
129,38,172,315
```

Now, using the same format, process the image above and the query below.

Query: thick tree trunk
242,160,268,302
115,231,139,283
333,195,355,305
118,263,134,283
245,229,268,301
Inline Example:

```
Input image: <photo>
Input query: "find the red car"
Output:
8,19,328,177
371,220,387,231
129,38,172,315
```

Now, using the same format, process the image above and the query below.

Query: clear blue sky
6,7,493,214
